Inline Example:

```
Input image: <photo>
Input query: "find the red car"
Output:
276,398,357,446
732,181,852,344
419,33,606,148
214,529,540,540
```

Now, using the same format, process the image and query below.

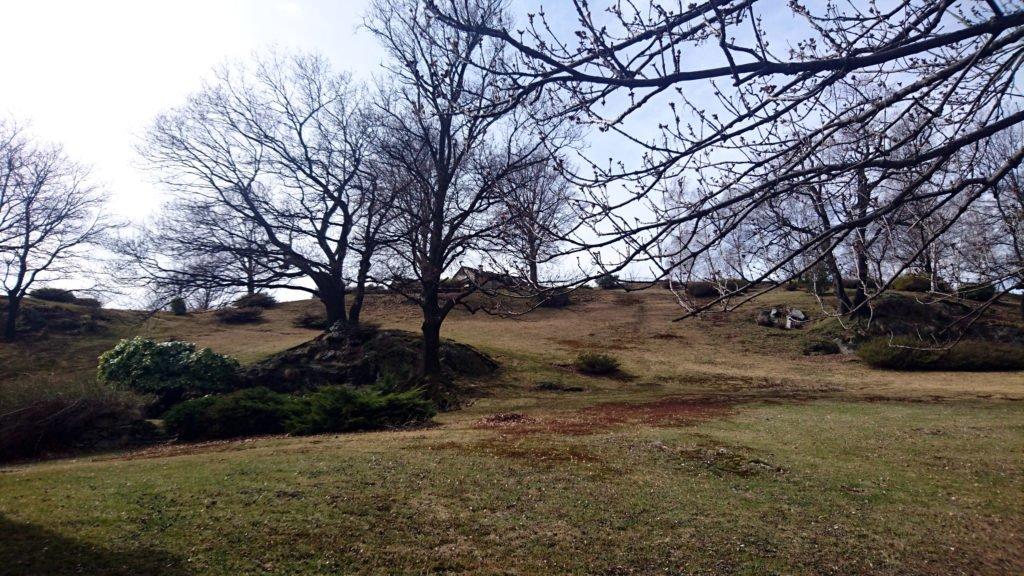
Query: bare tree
140,52,377,324
431,1,1024,318
496,155,578,286
367,0,571,391
110,197,294,310
0,121,110,340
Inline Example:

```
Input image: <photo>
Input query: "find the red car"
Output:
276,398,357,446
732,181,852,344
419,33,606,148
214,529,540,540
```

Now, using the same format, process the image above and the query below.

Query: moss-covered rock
241,324,498,396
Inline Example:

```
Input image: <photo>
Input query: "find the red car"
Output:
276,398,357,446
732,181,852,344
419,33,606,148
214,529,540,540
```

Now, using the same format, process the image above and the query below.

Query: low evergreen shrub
233,293,277,309
957,282,997,302
288,387,436,436
164,387,300,441
595,274,620,290
537,291,572,308
169,297,187,316
163,386,436,441
858,337,1024,371
214,306,264,324
685,281,718,298
574,352,621,375
891,274,934,293
29,287,77,303
293,309,330,329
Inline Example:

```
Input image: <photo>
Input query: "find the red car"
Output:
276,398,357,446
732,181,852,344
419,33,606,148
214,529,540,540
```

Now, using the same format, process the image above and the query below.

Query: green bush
574,352,621,375
214,306,264,324
685,281,718,298
293,309,330,329
957,282,997,302
595,274,620,290
233,292,277,309
74,297,102,309
97,338,240,413
169,297,187,316
803,338,841,356
164,387,300,441
164,386,436,441
858,337,1024,371
537,290,572,308
289,387,436,436
29,287,77,303
892,274,933,293
840,278,863,290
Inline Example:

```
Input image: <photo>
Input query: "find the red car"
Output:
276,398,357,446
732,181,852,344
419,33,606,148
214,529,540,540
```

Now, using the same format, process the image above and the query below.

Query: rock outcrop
756,306,809,330
241,324,498,393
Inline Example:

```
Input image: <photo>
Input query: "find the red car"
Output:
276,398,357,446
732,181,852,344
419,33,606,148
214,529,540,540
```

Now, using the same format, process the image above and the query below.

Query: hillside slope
2,289,1023,575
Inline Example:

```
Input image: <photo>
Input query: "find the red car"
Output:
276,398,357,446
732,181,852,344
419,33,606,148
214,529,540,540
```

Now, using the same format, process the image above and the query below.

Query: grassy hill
1,289,1023,574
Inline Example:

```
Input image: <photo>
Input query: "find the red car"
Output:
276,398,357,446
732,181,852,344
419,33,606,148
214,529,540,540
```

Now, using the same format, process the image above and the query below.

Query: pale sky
1,0,382,220
0,0,797,287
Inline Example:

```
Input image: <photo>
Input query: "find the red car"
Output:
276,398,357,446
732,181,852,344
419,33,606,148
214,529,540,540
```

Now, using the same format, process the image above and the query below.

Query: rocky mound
812,293,1024,351
241,324,498,393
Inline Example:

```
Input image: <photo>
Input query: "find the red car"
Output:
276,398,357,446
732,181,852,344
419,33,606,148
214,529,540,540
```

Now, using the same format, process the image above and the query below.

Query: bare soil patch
473,397,734,437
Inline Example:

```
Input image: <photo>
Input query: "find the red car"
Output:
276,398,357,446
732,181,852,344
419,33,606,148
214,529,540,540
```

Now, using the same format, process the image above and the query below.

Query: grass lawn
1,290,1022,575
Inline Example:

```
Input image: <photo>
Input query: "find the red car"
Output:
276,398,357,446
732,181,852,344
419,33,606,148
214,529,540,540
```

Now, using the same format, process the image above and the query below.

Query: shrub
164,387,300,441
574,352,621,375
164,386,436,441
891,274,934,293
29,287,77,303
169,297,187,316
74,297,102,309
841,278,863,290
233,292,277,309
685,281,718,298
293,309,330,329
858,337,1024,371
957,282,997,302
0,389,150,462
537,290,572,308
288,387,436,436
803,338,841,356
13,304,103,335
595,274,620,290
97,338,240,413
214,306,264,324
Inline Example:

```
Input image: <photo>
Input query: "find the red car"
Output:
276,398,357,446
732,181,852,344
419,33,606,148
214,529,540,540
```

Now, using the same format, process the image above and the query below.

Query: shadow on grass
0,515,190,576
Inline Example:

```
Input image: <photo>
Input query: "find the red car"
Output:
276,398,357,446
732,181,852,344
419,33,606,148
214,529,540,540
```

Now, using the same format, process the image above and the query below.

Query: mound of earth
814,293,1024,350
241,324,498,393
4,298,110,337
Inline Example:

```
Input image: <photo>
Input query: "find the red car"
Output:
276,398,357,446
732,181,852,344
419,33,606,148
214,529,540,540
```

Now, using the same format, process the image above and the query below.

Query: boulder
756,305,809,330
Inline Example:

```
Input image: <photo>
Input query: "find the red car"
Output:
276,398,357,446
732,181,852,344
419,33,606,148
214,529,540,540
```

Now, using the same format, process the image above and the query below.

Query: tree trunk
824,253,852,314
420,277,443,380
849,169,871,318
348,253,373,326
319,283,347,326
526,238,540,286
421,314,442,377
3,295,20,341
1019,282,1024,320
